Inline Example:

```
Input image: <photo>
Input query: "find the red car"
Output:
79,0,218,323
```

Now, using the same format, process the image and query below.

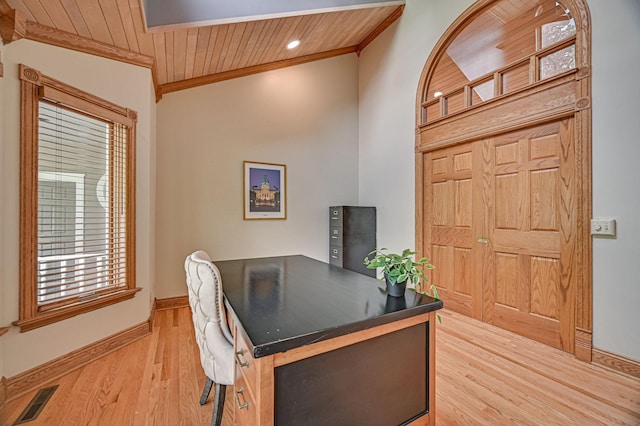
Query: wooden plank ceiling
0,0,404,100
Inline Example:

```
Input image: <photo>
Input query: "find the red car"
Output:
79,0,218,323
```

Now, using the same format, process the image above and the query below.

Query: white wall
146,78,158,306
0,40,156,376
589,0,640,360
358,0,471,253
358,0,640,360
0,39,6,382
155,54,360,298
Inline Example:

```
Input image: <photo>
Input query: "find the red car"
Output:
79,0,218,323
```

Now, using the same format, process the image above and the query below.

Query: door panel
424,119,576,353
423,143,483,319
484,119,575,352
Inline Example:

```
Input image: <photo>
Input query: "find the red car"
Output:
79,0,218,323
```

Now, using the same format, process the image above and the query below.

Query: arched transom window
421,0,577,124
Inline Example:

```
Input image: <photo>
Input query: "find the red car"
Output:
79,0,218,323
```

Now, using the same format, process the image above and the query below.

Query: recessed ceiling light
287,40,300,49
433,91,443,98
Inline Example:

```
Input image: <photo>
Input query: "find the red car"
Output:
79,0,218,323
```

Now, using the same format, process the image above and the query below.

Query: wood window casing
15,64,139,332
415,0,592,361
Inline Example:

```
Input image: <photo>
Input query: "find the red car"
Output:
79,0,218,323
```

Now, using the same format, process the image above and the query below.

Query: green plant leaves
365,248,442,321
363,247,436,292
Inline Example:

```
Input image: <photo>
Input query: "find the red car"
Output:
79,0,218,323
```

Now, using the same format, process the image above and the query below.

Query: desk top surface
217,255,443,358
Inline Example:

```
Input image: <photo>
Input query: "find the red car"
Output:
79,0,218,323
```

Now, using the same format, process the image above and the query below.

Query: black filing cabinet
329,206,376,277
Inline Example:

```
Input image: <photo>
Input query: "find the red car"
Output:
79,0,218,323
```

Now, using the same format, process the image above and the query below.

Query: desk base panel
275,322,429,426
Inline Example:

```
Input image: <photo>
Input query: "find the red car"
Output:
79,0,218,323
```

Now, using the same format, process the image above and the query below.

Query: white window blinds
37,101,129,309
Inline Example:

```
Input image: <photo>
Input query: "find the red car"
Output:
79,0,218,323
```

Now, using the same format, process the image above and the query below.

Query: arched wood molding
415,0,592,362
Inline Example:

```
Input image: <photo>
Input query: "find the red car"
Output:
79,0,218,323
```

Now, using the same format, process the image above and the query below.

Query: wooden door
423,142,483,320
424,119,576,353
483,119,575,352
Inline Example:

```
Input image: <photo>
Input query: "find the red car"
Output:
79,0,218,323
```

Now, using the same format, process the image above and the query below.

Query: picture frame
243,161,286,220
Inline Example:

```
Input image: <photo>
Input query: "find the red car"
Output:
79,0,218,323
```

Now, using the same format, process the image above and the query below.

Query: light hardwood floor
1,307,638,425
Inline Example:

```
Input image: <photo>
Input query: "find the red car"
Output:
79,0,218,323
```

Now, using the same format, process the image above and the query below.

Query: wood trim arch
414,0,494,126
415,0,591,123
415,0,592,362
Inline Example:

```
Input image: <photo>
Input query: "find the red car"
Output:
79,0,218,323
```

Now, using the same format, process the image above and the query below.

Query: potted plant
364,248,439,300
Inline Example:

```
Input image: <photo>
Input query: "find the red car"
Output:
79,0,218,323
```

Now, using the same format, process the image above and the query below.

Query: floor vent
13,385,58,425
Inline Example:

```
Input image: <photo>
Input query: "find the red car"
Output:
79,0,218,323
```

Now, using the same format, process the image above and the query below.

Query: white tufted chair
185,250,235,426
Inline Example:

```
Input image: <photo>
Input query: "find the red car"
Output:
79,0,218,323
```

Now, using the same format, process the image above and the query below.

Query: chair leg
211,383,226,426
200,377,214,405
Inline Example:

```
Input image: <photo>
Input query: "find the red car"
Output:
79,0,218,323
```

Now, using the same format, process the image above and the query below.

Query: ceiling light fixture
433,91,443,98
287,40,301,49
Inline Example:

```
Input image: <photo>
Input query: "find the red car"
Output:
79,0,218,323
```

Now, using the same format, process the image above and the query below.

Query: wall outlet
590,218,616,237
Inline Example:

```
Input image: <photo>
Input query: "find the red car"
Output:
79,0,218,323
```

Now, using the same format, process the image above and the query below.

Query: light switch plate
590,218,616,236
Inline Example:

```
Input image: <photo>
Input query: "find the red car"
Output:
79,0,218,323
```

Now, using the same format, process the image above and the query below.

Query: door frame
414,0,592,361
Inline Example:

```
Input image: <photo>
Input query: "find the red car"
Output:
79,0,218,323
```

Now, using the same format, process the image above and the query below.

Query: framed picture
243,161,286,220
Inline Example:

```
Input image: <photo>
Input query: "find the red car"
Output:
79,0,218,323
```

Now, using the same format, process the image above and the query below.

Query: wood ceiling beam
159,45,357,95
0,0,25,76
357,4,404,55
25,21,154,69
0,1,162,98
0,4,27,45
0,0,11,15
1,1,404,101
23,21,161,100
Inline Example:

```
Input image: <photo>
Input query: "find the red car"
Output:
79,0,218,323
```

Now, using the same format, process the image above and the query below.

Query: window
16,65,139,332
421,0,578,124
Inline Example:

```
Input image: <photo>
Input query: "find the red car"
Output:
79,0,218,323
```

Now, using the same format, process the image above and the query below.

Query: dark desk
217,255,443,426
